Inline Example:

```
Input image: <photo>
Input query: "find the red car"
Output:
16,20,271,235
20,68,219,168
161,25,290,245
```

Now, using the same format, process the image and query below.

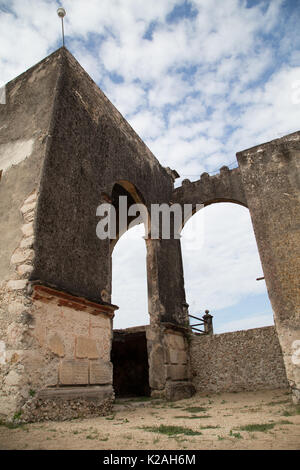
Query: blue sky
1,0,299,332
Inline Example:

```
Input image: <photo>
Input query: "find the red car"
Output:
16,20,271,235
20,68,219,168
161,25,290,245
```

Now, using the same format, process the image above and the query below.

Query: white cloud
128,109,165,139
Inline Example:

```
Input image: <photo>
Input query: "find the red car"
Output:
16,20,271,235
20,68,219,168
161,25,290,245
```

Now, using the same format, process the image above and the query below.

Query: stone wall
190,326,288,393
0,282,116,422
237,133,300,403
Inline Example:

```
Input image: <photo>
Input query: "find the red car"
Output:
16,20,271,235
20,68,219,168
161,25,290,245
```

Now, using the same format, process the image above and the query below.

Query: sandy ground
0,388,299,450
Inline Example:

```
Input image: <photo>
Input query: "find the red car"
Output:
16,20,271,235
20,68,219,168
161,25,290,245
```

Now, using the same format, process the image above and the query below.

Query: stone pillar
203,310,213,335
237,132,300,403
145,239,194,400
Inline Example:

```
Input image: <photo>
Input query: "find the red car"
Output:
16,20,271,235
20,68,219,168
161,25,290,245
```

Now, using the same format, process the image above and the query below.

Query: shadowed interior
111,329,150,398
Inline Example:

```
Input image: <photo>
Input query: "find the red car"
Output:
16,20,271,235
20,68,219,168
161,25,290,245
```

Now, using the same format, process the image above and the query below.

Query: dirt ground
0,388,299,450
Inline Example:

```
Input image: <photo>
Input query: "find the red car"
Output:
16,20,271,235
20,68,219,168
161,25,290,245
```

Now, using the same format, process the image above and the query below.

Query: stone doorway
111,326,150,398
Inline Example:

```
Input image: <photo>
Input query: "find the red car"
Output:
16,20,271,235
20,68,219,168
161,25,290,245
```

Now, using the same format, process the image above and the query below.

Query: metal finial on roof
57,7,66,47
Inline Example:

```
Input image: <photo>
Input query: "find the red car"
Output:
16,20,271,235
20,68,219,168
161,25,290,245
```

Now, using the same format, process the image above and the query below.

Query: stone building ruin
0,48,299,422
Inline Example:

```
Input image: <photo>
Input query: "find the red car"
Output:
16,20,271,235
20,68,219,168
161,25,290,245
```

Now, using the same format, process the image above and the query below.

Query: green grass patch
238,423,275,432
229,430,243,439
141,425,202,436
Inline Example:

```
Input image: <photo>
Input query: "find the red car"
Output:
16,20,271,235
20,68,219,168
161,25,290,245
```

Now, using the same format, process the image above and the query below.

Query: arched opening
181,202,274,334
110,182,150,398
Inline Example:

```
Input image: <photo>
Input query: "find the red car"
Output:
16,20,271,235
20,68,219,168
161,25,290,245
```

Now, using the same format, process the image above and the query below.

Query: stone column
203,310,213,335
237,132,300,403
145,239,194,400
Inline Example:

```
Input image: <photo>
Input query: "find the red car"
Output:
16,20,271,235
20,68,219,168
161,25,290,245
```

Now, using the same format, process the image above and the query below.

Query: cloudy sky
1,0,299,332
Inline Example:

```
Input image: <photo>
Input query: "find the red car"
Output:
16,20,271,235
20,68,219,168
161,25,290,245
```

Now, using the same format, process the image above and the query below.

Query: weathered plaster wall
190,326,288,393
0,50,61,283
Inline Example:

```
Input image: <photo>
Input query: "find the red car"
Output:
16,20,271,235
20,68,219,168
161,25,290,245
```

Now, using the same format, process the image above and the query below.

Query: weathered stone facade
190,326,288,393
0,47,299,421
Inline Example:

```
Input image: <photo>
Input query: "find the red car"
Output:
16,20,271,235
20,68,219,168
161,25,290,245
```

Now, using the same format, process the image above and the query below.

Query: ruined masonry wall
0,190,38,417
0,190,114,421
190,326,288,393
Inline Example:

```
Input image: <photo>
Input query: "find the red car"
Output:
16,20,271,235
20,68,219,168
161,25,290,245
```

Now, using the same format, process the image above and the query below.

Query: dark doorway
111,327,150,398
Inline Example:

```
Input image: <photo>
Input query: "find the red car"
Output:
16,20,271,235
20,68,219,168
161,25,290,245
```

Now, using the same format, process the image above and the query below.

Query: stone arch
109,180,150,253
172,166,247,231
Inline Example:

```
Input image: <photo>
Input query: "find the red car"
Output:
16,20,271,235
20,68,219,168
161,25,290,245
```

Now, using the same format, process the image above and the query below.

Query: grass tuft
141,424,202,436
238,423,275,432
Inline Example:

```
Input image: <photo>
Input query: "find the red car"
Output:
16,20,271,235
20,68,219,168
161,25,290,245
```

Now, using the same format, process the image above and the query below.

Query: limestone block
165,332,186,351
21,222,34,237
20,201,36,215
90,327,111,360
90,325,112,341
149,344,166,390
60,359,89,385
61,308,89,336
20,236,34,248
11,249,34,265
89,359,112,385
168,349,188,365
48,333,65,357
76,336,99,359
23,211,35,223
23,191,37,206
7,279,27,291
166,364,188,381
17,264,33,276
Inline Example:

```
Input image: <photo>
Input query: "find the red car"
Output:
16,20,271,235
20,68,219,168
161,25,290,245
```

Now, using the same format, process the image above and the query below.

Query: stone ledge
32,284,118,317
37,385,113,401
161,322,190,336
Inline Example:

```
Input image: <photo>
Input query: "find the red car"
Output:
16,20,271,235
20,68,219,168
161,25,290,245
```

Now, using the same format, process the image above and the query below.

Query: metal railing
189,310,213,335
